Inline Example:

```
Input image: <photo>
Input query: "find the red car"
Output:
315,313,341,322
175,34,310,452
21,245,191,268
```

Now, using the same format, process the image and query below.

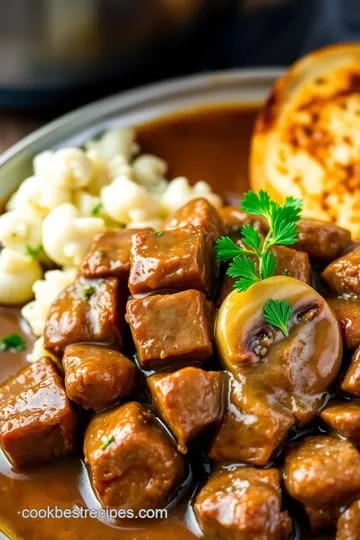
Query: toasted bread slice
251,43,360,238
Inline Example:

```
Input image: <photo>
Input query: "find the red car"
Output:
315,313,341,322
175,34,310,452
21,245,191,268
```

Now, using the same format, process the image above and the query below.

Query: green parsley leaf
241,224,261,253
215,236,243,263
25,244,43,260
101,434,114,450
0,333,26,352
227,255,259,292
91,202,103,216
241,190,272,219
154,231,164,237
80,285,96,300
263,299,293,337
260,251,277,280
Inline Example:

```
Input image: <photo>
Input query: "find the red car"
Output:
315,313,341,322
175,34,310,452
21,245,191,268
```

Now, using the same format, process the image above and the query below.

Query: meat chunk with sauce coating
337,500,360,540
128,226,213,295
323,246,360,295
84,402,184,511
194,466,292,540
80,228,152,281
341,345,360,395
0,373,77,469
209,374,294,465
126,290,213,369
327,298,360,350
284,436,360,532
148,367,224,451
63,344,137,411
218,206,268,236
162,198,224,243
0,356,58,403
294,218,351,261
320,401,360,444
44,276,123,355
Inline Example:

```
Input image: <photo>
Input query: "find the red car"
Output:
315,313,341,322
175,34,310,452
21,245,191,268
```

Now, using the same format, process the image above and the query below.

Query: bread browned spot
251,43,360,238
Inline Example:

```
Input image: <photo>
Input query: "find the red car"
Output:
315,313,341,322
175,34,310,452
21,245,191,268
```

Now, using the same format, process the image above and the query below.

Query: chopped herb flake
25,244,43,260
0,333,26,352
154,231,164,237
299,339,306,346
96,250,105,258
101,434,114,450
296,400,305,409
80,286,96,300
91,203,103,216
282,268,289,276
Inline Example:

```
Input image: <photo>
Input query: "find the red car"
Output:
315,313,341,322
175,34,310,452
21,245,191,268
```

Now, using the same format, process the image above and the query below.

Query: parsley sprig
215,190,303,336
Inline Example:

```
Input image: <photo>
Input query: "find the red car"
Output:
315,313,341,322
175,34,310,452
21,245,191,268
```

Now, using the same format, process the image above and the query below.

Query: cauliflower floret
50,148,94,189
108,154,133,181
101,176,162,224
42,203,105,266
161,177,222,214
86,127,139,161
0,249,42,305
85,150,112,196
132,154,168,187
0,208,43,256
22,268,77,337
6,176,72,217
27,336,57,364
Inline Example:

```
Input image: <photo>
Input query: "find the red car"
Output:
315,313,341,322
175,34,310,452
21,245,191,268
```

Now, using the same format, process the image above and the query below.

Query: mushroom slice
215,276,342,425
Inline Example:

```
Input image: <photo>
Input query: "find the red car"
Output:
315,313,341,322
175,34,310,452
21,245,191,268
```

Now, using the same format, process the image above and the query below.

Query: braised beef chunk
323,247,360,295
219,206,268,236
341,345,360,395
0,374,77,469
126,290,213,369
63,344,137,412
148,367,224,451
44,276,123,354
209,375,294,465
0,357,58,404
294,219,351,261
217,244,311,306
80,228,152,281
194,467,292,540
162,198,225,243
320,402,360,444
128,226,213,295
284,436,360,532
327,298,360,350
84,402,184,511
337,500,360,540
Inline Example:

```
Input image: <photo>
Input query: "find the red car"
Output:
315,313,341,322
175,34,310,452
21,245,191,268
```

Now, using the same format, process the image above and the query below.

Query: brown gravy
0,103,260,540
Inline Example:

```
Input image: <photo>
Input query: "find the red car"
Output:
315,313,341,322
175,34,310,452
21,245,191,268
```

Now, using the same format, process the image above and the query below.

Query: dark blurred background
0,0,358,147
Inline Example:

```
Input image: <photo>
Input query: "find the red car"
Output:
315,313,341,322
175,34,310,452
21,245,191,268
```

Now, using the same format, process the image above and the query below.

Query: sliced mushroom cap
215,276,342,424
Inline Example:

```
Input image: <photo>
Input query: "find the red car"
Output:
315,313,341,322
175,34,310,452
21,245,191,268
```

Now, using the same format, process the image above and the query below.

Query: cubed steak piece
148,367,224,451
217,244,311,306
126,290,214,369
80,228,152,281
0,356,58,404
63,344,137,411
341,345,360,395
209,375,294,466
194,467,292,540
323,247,360,296
218,206,268,236
84,402,184,511
294,219,351,261
320,402,360,445
44,276,123,354
284,436,360,532
128,226,213,295
327,298,360,349
0,374,77,469
337,500,360,540
162,198,224,243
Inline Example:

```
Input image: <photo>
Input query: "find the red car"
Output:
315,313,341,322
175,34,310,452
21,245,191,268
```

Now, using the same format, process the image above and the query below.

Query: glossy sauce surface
0,104,259,540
